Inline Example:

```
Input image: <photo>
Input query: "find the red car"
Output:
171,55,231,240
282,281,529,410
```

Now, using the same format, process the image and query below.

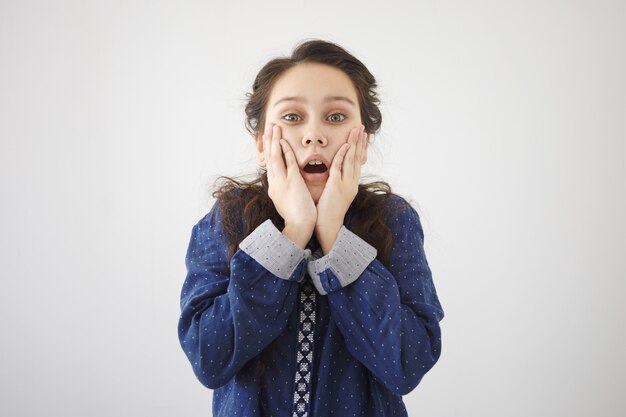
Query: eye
328,113,347,123
282,113,301,122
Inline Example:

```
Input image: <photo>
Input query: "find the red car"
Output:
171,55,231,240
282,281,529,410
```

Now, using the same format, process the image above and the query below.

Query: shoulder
193,187,242,232
380,193,425,238
381,193,418,220
349,185,421,228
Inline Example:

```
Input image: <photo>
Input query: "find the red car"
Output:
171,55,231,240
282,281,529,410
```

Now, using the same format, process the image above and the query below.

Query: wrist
315,219,343,231
282,223,314,249
315,224,343,255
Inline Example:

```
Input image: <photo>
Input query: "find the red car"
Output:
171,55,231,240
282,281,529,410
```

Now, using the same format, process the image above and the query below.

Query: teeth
307,160,323,165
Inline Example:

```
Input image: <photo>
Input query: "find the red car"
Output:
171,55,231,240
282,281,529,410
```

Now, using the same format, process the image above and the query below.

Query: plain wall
1,0,625,416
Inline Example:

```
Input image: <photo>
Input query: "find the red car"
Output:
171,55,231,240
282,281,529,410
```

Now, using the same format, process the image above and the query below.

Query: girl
178,39,444,417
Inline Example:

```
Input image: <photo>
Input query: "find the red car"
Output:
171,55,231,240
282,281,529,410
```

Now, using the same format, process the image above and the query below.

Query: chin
307,185,323,205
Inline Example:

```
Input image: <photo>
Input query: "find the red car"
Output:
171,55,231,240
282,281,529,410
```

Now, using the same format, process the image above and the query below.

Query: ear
254,131,266,167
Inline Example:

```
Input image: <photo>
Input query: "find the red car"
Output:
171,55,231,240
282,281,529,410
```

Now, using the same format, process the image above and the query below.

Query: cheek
273,124,300,145
335,127,353,145
281,131,300,148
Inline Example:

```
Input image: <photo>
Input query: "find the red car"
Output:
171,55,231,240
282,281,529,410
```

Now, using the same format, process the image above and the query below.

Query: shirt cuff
307,226,377,295
239,219,311,282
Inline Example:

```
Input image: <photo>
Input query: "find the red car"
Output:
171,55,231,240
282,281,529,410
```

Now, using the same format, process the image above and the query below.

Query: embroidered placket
291,277,317,417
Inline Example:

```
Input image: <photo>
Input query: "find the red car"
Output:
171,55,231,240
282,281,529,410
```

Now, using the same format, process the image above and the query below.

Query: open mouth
303,163,328,174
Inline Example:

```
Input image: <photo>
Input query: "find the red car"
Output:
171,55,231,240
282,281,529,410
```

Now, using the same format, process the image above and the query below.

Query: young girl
178,39,445,417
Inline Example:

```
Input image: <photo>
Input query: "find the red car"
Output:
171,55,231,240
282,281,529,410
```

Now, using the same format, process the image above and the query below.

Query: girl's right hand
263,122,317,241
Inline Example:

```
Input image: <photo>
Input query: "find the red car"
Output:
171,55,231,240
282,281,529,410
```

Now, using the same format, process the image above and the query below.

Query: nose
302,127,327,147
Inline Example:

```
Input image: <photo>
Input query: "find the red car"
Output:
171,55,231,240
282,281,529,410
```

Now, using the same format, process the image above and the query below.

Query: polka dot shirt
178,194,445,417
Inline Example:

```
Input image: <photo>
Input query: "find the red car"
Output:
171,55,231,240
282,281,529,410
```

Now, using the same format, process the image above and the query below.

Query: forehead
268,62,358,106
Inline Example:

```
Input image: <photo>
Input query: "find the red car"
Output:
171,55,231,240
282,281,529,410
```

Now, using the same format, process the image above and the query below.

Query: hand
262,122,317,245
315,125,368,253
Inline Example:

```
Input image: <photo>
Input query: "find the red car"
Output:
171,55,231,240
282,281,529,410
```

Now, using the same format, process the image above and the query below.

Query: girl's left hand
315,125,368,250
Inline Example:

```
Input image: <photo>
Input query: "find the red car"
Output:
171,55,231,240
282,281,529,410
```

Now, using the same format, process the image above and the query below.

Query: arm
307,203,445,396
178,201,311,389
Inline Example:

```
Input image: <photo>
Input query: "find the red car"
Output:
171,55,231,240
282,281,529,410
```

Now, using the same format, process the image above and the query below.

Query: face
255,62,368,204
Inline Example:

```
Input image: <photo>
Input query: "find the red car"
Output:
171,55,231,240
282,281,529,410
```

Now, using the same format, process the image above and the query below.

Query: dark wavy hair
212,38,411,266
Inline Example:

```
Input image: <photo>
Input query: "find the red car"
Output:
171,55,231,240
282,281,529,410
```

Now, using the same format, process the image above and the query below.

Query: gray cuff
307,226,377,295
239,219,311,281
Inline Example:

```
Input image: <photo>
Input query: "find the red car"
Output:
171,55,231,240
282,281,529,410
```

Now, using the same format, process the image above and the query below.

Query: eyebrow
272,95,357,108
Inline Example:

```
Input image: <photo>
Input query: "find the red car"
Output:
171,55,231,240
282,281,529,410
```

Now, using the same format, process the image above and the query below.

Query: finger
330,142,351,177
353,125,365,174
279,139,298,175
342,127,359,181
351,127,364,179
263,122,273,175
271,124,286,177
361,129,369,164
351,126,365,179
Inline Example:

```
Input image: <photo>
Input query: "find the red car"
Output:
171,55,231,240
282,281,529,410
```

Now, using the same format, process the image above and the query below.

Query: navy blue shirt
178,194,444,416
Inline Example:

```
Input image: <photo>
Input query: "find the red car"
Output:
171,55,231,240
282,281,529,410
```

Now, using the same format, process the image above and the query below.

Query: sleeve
307,202,445,396
178,201,312,389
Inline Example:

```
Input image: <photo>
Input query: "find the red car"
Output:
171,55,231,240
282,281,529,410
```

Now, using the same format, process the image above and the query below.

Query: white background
1,0,625,416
